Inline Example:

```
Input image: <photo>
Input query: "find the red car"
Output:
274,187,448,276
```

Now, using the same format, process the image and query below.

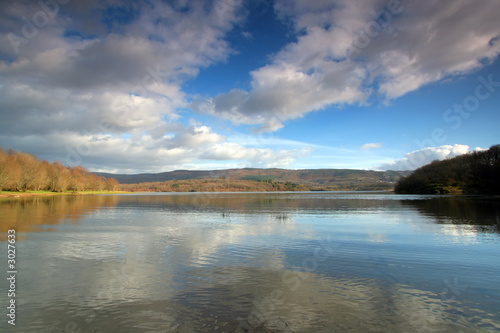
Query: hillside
0,145,410,193
119,178,310,192
395,145,500,194
97,168,410,191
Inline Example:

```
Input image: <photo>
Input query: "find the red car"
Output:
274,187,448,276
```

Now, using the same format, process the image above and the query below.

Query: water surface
1,192,499,332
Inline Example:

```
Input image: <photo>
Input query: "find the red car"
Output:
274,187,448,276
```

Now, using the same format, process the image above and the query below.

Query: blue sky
0,0,499,173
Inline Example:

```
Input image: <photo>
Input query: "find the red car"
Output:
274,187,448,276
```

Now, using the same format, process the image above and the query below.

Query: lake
1,192,500,332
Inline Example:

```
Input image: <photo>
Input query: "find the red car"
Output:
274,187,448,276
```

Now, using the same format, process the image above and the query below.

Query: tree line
120,178,309,192
0,148,119,192
395,145,500,194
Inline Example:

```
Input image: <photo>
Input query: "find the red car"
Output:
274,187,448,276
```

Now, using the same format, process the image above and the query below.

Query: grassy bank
0,190,131,198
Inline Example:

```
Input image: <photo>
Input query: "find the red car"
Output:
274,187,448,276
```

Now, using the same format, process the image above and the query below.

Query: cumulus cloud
1,1,498,172
200,143,313,167
192,57,369,132
378,144,474,171
194,0,500,131
0,0,237,135
0,0,313,172
0,122,311,173
361,143,383,150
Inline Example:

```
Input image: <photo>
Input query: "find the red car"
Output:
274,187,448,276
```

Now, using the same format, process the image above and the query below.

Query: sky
0,0,499,174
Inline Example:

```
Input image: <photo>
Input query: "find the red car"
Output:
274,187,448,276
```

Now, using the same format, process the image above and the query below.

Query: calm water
1,192,500,332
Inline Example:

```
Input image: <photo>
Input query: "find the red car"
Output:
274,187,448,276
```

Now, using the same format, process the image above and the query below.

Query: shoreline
0,191,131,199
0,189,393,198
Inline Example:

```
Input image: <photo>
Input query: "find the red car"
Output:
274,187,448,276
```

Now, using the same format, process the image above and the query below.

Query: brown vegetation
0,148,119,192
1,146,408,195
99,168,408,191
120,178,309,192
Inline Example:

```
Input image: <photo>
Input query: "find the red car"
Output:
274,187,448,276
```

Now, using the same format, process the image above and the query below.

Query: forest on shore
120,178,309,192
1,146,403,194
0,148,119,192
395,145,500,194
8,145,498,195
97,168,408,191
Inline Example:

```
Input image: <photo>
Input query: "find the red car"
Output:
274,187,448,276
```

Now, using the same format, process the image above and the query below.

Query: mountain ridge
96,168,410,191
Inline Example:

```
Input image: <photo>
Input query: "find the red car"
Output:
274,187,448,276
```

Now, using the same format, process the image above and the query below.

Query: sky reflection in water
1,192,499,332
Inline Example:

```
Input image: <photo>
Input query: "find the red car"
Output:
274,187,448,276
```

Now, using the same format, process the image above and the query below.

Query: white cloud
0,123,312,173
195,0,500,131
361,143,383,150
378,144,472,171
0,0,312,172
0,0,239,137
0,1,498,172
193,59,369,132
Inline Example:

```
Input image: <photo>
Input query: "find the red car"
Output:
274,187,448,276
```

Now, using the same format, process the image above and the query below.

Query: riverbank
0,190,131,198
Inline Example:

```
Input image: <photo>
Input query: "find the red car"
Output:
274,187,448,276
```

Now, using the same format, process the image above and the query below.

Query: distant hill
97,168,410,191
395,145,500,194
